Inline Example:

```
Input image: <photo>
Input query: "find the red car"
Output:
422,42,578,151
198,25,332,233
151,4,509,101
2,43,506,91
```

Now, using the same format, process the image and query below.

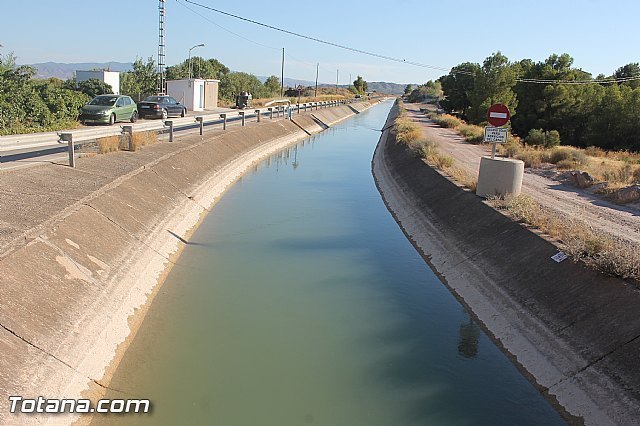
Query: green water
100,102,564,425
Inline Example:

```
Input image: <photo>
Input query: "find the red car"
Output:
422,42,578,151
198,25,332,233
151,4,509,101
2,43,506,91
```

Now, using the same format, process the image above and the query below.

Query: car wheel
181,108,186,118
161,109,168,120
109,113,116,125
130,111,138,123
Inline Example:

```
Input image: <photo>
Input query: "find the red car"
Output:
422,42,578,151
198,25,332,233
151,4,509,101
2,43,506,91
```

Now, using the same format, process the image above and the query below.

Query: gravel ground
404,103,640,246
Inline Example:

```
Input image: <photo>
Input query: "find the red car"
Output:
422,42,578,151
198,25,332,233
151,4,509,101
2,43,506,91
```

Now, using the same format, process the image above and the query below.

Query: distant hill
367,81,410,95
27,62,133,79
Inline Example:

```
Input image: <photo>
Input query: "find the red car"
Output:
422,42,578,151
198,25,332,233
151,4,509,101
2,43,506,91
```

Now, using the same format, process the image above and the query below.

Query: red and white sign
487,104,510,127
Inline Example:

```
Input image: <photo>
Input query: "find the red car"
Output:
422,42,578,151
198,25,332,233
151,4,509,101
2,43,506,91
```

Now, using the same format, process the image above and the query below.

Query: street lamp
188,43,205,80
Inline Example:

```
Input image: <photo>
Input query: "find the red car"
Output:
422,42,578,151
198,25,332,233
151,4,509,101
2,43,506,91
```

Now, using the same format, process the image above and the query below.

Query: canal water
99,101,564,425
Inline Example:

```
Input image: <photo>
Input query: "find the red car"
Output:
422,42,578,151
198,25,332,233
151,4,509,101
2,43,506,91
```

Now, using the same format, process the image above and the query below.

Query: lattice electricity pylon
157,0,166,95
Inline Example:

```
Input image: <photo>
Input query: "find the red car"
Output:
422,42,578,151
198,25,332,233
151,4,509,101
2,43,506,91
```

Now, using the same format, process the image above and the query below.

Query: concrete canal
98,101,564,425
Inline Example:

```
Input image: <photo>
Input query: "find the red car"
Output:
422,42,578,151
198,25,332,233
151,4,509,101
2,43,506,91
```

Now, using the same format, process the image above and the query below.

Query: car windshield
143,96,163,102
89,96,118,106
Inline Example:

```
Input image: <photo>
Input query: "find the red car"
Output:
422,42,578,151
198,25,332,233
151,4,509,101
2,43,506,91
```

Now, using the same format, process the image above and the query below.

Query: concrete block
476,156,524,198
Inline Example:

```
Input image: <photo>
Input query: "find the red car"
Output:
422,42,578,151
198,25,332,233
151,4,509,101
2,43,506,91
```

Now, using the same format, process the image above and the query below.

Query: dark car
137,96,187,120
79,95,138,125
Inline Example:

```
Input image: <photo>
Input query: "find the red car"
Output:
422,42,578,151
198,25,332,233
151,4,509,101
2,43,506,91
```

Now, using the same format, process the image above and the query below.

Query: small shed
166,78,219,111
76,70,120,94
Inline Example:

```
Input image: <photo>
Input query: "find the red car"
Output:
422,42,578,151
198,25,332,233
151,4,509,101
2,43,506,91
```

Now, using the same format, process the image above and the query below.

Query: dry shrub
448,166,478,191
97,135,123,154
549,147,588,166
585,146,605,157
431,114,462,129
556,159,576,170
131,131,158,151
516,150,546,168
458,124,484,143
488,194,640,280
435,153,455,168
634,167,640,184
394,117,422,144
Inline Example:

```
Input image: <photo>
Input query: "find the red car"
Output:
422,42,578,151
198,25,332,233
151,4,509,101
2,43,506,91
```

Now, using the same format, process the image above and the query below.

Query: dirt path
404,103,640,245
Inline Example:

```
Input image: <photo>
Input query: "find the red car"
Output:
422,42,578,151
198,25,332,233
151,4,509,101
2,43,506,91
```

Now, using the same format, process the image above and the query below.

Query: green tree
264,75,280,96
166,57,230,80
121,57,157,101
77,78,113,98
614,63,640,89
438,62,480,118
219,72,268,102
466,52,518,124
404,84,413,95
353,76,368,94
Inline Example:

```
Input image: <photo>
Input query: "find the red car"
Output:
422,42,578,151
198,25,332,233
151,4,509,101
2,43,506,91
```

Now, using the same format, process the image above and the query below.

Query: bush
634,167,640,183
525,128,561,148
556,159,576,170
585,146,606,157
431,114,462,129
516,150,545,168
549,147,588,166
458,124,484,143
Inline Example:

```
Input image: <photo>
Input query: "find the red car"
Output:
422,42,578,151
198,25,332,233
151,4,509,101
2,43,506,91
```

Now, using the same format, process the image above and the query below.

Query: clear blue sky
1,0,638,84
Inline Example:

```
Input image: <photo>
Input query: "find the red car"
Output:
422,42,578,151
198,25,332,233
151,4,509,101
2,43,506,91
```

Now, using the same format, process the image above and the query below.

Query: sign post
484,104,511,159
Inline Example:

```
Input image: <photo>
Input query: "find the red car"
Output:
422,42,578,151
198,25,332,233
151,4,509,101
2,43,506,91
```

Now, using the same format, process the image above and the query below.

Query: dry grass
430,113,463,129
131,131,158,151
393,117,422,145
97,135,123,154
488,194,640,280
458,124,485,143
97,131,158,154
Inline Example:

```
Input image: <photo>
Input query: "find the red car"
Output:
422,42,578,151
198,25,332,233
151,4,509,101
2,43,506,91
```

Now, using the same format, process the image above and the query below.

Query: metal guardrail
1,98,368,168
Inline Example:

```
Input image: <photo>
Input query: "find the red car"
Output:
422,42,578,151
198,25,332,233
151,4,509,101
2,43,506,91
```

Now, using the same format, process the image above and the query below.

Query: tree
614,63,640,89
77,78,113,98
404,84,413,95
264,75,280,96
121,57,157,101
219,72,268,102
166,57,229,80
353,76,368,94
466,52,518,124
438,62,480,118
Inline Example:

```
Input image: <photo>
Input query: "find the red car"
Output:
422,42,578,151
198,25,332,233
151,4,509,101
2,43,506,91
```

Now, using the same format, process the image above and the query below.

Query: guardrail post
254,109,261,122
296,104,300,114
195,116,204,135
220,113,227,130
239,111,246,126
268,107,273,120
122,125,134,150
165,120,174,142
59,133,75,168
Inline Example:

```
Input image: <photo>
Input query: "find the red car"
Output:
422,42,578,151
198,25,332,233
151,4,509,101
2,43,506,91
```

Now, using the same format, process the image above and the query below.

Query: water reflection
458,317,481,359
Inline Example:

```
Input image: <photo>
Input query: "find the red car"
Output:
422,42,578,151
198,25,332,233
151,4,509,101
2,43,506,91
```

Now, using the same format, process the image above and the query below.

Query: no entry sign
487,104,510,127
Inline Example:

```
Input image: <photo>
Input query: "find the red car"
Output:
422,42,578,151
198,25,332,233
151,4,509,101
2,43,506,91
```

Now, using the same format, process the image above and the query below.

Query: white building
166,78,219,111
76,70,120,95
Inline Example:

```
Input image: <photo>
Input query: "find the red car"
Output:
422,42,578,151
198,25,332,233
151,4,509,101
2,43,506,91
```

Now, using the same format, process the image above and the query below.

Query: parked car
79,94,138,125
137,96,187,119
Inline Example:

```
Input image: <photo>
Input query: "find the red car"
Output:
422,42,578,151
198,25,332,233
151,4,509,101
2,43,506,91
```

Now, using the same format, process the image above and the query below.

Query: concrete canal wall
0,101,377,424
373,103,640,425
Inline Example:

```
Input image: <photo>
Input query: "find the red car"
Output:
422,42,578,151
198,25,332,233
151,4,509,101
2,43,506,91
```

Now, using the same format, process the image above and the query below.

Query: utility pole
157,0,166,95
349,73,352,89
315,63,319,99
280,47,285,97
336,69,339,95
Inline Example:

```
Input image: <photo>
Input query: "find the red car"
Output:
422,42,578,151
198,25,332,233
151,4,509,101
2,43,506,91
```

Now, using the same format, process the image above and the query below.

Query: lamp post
188,43,205,80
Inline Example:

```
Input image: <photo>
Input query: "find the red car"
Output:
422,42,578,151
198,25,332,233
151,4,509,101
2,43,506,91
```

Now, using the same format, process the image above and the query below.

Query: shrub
549,147,588,166
458,124,484,143
516,150,545,168
585,146,606,157
435,153,455,168
634,167,640,183
556,159,576,170
525,128,561,148
431,114,462,129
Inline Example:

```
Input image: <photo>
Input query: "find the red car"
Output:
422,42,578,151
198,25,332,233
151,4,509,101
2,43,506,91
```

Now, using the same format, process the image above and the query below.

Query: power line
182,0,640,86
